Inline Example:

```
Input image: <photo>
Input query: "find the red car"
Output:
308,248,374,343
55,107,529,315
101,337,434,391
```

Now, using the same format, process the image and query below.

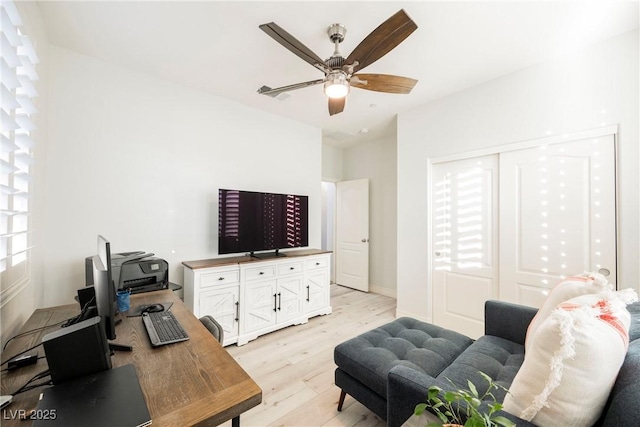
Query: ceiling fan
257,9,418,116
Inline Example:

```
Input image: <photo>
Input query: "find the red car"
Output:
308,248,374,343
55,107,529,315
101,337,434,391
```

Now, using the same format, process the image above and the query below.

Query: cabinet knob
259,271,264,275
218,277,225,281
290,267,295,270
315,262,320,266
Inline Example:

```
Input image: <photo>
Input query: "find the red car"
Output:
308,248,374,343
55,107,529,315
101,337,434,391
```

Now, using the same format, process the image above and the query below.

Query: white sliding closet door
431,131,617,338
499,135,617,307
432,155,499,337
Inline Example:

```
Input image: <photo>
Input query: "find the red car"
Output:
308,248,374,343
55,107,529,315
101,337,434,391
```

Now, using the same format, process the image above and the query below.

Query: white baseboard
395,308,432,324
369,285,396,299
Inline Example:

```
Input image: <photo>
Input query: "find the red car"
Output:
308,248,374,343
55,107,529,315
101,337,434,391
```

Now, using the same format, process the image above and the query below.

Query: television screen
218,189,308,255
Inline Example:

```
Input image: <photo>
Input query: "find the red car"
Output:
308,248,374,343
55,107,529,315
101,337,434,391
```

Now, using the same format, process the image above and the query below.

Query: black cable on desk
2,320,67,351
11,368,51,396
2,297,97,366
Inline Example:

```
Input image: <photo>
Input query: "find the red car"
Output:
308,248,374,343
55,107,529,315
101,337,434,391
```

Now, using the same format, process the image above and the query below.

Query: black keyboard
142,310,189,347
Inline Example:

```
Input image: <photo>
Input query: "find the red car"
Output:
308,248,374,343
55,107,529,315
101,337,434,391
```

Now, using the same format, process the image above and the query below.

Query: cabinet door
276,275,304,323
243,279,277,334
305,269,329,314
199,285,239,343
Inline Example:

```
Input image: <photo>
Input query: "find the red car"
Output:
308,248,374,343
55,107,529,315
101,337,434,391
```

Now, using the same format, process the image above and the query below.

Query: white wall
321,143,344,182
343,133,398,297
321,181,336,282
42,46,322,307
397,30,639,321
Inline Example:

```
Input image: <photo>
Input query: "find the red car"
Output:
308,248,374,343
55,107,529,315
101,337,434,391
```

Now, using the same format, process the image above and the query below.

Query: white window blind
0,0,38,299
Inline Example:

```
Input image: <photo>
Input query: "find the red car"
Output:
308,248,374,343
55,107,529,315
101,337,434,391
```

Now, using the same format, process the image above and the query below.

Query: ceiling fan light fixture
324,72,349,99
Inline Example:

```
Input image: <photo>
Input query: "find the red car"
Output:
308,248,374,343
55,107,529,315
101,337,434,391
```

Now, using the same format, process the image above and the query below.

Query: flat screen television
218,189,308,257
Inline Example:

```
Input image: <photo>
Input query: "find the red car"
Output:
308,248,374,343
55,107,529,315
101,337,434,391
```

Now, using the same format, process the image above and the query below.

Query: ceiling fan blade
351,74,418,94
344,9,417,74
328,97,346,116
257,79,325,97
259,22,332,74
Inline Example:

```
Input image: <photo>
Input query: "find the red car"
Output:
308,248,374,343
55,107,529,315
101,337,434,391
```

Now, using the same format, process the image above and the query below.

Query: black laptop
33,364,151,427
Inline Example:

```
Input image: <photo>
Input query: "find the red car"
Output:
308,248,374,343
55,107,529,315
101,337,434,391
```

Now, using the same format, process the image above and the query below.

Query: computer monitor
93,235,117,340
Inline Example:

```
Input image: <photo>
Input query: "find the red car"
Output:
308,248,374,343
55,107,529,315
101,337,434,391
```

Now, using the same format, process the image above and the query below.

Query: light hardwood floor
220,284,397,427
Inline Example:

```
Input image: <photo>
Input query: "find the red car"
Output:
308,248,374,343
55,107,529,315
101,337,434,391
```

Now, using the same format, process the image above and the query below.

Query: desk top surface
1,290,262,426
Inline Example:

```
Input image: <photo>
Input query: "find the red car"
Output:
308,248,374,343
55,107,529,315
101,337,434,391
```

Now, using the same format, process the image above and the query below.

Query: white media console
182,249,332,346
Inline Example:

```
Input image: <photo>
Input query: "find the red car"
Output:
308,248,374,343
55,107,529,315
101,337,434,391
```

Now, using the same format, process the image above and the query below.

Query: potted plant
414,372,515,427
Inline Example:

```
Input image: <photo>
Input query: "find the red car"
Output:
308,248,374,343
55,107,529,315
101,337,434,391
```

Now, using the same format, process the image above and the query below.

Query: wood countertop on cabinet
182,248,331,270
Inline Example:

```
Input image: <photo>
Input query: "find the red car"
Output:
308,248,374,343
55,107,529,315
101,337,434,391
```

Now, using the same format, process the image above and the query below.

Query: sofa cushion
627,301,640,341
598,301,640,426
505,292,635,427
334,317,473,398
436,335,525,402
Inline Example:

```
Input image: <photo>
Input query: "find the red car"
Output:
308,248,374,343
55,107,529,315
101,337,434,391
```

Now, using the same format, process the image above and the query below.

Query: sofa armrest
485,300,538,346
387,365,451,427
387,365,537,427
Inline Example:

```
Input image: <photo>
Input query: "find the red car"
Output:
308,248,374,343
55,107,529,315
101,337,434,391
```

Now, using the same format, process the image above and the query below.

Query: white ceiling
38,1,639,148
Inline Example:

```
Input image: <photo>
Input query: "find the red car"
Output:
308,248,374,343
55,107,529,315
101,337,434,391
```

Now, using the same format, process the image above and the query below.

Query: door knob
361,238,369,243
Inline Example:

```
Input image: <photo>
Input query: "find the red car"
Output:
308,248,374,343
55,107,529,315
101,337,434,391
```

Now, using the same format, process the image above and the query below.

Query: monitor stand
110,317,132,352
250,249,287,259
109,343,132,352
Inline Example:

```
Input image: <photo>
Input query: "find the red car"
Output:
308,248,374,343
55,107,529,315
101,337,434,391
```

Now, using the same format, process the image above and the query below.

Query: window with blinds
0,0,38,299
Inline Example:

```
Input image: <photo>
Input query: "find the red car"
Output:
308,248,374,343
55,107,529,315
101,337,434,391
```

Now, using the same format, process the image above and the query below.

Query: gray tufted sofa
334,300,640,427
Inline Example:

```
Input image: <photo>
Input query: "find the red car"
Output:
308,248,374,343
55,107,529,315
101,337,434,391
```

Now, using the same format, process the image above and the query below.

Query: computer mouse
143,304,165,313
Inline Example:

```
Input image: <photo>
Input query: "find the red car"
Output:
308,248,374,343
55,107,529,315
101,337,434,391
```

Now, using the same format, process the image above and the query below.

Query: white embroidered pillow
504,290,637,427
525,272,612,352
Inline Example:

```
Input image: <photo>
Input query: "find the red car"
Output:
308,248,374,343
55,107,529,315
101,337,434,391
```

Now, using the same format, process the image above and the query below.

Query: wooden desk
1,290,262,426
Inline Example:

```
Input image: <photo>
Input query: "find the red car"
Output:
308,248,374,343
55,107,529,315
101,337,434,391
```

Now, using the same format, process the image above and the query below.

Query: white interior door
336,179,369,292
499,135,617,307
432,155,499,337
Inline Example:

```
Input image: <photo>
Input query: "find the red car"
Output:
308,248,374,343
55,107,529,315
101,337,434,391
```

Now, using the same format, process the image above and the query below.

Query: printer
85,251,169,294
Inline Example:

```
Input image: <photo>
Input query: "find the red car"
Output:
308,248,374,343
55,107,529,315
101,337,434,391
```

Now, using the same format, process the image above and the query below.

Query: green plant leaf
468,380,479,398
418,371,513,427
444,391,459,402
465,417,484,427
492,415,516,427
479,371,491,383
432,401,445,411
415,403,427,415
437,412,449,423
428,386,443,399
